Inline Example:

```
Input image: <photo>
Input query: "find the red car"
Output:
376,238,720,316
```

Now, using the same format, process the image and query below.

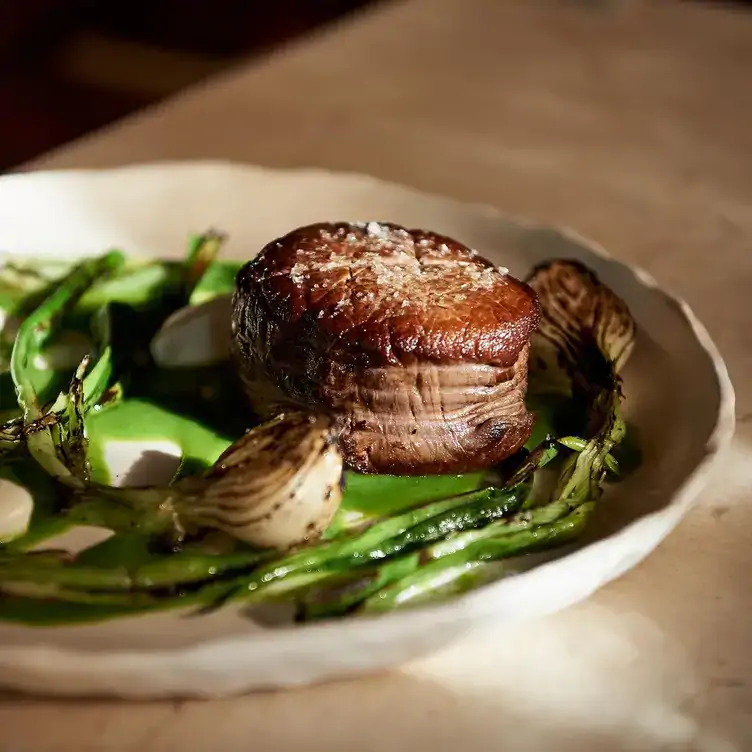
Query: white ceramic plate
0,162,734,699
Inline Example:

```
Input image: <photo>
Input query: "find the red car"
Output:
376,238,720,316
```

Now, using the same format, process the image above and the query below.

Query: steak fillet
231,221,540,474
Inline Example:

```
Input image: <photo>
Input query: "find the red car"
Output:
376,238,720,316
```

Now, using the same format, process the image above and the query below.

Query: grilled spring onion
67,411,345,549
0,436,551,609
6,252,125,487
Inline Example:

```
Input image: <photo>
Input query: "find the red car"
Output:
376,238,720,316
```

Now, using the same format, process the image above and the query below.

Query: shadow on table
0,598,743,751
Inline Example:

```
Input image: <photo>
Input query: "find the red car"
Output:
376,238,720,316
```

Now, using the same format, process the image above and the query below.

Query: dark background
0,0,745,171
0,0,379,170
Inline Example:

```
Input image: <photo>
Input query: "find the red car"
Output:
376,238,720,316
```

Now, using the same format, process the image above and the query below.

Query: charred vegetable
69,411,344,549
0,235,637,624
6,252,125,484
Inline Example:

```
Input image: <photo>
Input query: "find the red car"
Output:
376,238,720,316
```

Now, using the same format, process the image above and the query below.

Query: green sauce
86,399,233,485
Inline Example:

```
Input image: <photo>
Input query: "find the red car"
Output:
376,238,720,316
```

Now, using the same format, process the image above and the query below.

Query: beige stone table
3,0,752,749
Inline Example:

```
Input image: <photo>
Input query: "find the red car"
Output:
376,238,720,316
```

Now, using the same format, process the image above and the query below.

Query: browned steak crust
231,221,540,474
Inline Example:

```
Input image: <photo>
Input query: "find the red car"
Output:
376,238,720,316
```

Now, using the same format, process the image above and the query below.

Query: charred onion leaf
1,302,119,489
527,259,635,375
55,356,90,484
525,258,636,503
6,253,125,487
526,259,636,429
67,411,345,550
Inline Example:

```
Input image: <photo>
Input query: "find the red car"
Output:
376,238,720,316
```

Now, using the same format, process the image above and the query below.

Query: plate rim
0,161,736,693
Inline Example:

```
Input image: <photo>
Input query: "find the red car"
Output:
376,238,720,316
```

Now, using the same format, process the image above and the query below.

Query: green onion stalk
0,437,554,608
183,230,227,300
7,252,125,485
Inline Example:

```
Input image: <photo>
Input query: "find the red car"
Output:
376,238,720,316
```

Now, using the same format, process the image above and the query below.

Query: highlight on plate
0,220,637,625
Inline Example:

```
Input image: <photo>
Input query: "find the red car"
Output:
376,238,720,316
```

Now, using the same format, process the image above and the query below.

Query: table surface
4,0,752,749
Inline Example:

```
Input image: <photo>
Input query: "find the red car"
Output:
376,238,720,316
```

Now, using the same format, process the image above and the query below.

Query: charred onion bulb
70,411,345,550
177,411,344,548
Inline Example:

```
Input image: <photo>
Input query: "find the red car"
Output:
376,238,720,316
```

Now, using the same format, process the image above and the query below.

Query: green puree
85,399,503,514
85,399,232,485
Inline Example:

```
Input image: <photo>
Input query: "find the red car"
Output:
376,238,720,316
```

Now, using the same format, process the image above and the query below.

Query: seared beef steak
231,221,540,474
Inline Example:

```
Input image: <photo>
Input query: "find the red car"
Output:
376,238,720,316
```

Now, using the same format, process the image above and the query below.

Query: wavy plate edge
0,161,736,698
